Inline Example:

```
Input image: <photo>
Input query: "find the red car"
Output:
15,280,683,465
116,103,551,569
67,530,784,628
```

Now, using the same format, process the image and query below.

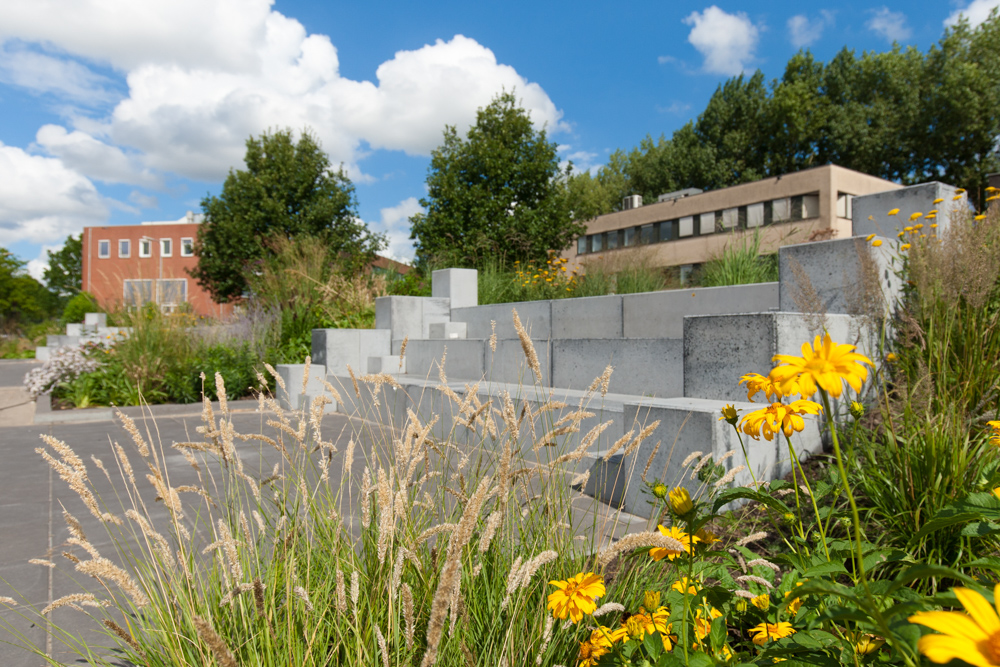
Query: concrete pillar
432,268,478,309
311,329,391,376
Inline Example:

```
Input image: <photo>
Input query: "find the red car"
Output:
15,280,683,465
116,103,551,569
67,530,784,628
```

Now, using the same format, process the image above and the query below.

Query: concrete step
368,355,406,374
428,321,467,340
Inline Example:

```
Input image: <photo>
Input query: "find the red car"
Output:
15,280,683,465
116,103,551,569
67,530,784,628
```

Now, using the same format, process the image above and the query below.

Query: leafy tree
43,233,82,299
191,128,385,303
0,248,52,329
411,91,584,267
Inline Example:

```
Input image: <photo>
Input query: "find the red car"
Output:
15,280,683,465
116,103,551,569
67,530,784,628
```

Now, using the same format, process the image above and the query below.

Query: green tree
191,128,385,303
411,91,584,267
43,233,82,299
0,248,52,329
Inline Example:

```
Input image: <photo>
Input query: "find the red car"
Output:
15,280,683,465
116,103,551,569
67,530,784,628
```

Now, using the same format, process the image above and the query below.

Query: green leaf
913,493,1000,539
644,632,664,660
886,564,979,594
801,560,849,578
712,487,790,514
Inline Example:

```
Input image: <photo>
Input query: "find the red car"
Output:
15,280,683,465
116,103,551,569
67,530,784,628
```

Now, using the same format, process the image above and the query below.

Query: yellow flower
669,487,694,515
547,572,605,622
644,590,661,611
651,525,698,561
752,593,771,611
577,634,610,667
887,352,898,362
954,195,964,201
898,231,905,238
909,584,1000,666
933,197,944,204
988,187,998,192
738,372,786,402
988,421,1000,447
696,527,719,544
872,239,883,247
957,188,966,194
749,622,796,645
931,223,938,228
769,333,873,399
855,635,885,655
888,208,900,216
784,586,804,616
849,400,865,419
989,195,1000,202
904,226,914,232
902,243,912,250
694,607,723,641
915,223,924,230
739,400,823,441
625,616,646,639
993,487,1000,500
719,403,740,424
672,576,701,595
651,482,668,499
865,233,876,241
926,213,937,219
976,214,987,221
909,212,923,221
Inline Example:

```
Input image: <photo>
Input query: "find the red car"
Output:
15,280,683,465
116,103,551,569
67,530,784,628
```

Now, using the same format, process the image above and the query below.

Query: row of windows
97,237,194,259
578,194,824,255
123,279,188,308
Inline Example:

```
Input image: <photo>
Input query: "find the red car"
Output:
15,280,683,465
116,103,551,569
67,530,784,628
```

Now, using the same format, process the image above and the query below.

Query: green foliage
411,91,585,267
192,128,385,303
0,247,54,329
60,291,101,324
699,230,780,287
568,14,1000,217
43,233,82,300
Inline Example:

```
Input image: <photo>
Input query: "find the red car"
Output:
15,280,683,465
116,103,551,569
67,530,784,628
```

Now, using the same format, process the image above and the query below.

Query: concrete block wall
623,283,779,339
853,181,962,239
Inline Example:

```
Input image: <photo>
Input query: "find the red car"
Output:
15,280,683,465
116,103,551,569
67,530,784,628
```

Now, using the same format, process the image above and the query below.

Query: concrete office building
564,164,900,279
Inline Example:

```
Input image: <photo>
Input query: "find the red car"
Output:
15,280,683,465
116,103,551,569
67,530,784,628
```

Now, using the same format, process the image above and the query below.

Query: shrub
699,229,779,287
60,291,101,324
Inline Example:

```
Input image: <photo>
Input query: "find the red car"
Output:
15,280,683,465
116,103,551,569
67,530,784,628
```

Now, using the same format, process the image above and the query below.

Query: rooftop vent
657,188,703,203
622,194,643,210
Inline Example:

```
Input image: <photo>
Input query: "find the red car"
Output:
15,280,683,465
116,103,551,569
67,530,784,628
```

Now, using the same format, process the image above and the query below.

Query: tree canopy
43,233,82,301
191,128,385,303
570,13,1000,218
410,91,584,268
0,248,53,329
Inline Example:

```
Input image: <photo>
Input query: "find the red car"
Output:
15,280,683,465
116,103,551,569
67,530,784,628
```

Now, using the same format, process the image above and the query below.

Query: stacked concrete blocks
551,295,623,339
551,338,682,397
432,268,478,310
428,322,468,339
275,363,329,411
853,181,962,239
451,300,551,340
312,329,391,378
622,283,779,339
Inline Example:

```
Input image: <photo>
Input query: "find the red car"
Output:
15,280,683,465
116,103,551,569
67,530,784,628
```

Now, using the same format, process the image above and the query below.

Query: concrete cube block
779,236,902,316
66,323,83,336
551,339,683,398
368,355,406,374
451,300,551,340
375,296,452,340
326,373,409,426
84,313,107,328
276,363,328,411
428,322,468,339
396,339,486,382
487,339,550,386
312,329,391,376
34,347,50,362
551,295,622,339
432,268,478,310
683,312,872,402
853,182,962,239
623,283,779,339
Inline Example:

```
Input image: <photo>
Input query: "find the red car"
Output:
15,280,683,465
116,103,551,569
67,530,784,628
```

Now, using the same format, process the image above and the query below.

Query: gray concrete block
276,363,328,411
683,312,872,402
487,338,551,386
623,283,780,339
46,335,82,348
432,268,478,310
551,295,622,339
422,297,452,337
35,347,50,361
368,355,406,374
66,323,83,336
84,313,107,328
428,322,468,340
853,181,963,239
326,372,409,427
398,339,486,382
551,339,683,398
312,329,391,376
375,296,452,340
451,301,551,340
779,236,902,316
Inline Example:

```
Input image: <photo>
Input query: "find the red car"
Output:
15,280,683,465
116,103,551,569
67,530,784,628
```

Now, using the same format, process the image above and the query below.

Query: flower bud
849,401,865,420
643,590,661,612
669,487,694,515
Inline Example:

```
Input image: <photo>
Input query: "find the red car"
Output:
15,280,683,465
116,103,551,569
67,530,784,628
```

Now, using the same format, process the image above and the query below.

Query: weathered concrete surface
551,295,623,339
375,296,452,341
432,268,478,310
312,329,391,377
853,181,962,239
623,283,779,339
276,363,329,410
451,300,551,340
551,338,683,398
394,338,486,383
428,321,468,339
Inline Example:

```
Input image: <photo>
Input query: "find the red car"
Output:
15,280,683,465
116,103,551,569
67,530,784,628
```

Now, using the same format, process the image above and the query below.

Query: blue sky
0,0,994,279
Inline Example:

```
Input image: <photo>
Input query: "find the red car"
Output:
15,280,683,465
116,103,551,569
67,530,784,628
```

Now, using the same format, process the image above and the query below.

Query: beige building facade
564,165,900,276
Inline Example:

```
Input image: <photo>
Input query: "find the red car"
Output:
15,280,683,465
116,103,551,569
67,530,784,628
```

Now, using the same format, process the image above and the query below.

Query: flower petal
910,611,990,642
917,634,993,667
955,588,1000,635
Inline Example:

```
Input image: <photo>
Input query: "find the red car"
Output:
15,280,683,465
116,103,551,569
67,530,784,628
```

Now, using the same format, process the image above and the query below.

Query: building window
802,194,820,219
837,193,854,219
98,240,110,258
181,237,194,257
623,227,636,247
139,239,152,257
747,203,765,228
721,208,739,230
679,216,694,237
640,224,655,245
577,236,588,255
659,220,676,242
772,198,792,223
157,279,187,307
591,233,603,253
123,279,154,306
605,229,619,250
118,239,130,258
699,212,715,235
160,239,172,257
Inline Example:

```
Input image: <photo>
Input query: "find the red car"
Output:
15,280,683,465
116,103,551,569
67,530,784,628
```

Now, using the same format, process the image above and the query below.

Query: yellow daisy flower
902,243,912,250
669,487,693,515
933,197,944,204
909,584,1000,666
672,576,701,595
547,572,605,622
749,621,796,645
752,593,771,611
650,525,698,561
769,333,873,399
872,239,883,247
738,372,787,402
854,635,885,655
888,208,900,215
739,400,823,441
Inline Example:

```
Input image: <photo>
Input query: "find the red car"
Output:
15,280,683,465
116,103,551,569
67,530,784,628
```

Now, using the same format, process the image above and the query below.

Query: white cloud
0,142,107,245
0,43,115,103
26,243,61,281
787,11,835,48
683,6,761,76
128,190,159,209
367,196,422,263
945,0,1000,26
35,124,160,186
656,101,692,114
866,7,912,42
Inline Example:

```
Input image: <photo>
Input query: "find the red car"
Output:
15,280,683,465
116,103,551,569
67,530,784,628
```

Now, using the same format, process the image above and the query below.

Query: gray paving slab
0,360,40,388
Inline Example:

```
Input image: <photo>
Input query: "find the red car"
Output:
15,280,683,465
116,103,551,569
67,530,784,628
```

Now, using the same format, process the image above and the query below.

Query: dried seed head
193,616,238,667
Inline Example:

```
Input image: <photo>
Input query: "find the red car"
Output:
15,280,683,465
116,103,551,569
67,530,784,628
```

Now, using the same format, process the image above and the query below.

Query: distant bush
61,291,101,324
699,229,779,287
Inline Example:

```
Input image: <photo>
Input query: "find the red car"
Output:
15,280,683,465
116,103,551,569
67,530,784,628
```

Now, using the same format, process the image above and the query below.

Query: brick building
81,212,234,318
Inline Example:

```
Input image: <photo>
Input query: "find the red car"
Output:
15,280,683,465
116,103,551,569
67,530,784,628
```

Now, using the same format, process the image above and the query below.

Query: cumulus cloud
366,196,422,263
0,142,108,245
945,0,1000,26
787,11,835,48
128,190,159,209
26,243,61,281
683,6,761,76
35,125,161,186
866,7,911,42
0,42,115,103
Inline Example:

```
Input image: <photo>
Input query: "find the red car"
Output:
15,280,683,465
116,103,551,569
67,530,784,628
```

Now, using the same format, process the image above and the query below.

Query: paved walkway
0,361,40,428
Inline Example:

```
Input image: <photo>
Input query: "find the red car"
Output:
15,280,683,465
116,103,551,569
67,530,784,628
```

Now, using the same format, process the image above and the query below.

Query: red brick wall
81,223,233,319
